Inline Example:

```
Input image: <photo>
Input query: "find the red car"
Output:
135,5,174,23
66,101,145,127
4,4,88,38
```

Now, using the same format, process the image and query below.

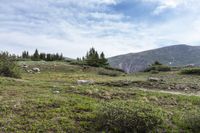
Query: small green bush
156,65,171,71
150,70,159,74
69,60,86,66
182,112,200,132
94,101,163,133
0,53,21,78
181,68,200,75
104,66,125,73
144,65,171,72
98,69,121,77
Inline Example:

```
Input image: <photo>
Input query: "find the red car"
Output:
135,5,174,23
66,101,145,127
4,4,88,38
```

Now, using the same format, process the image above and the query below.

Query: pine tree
32,49,40,61
99,52,108,66
84,48,109,67
22,51,29,59
46,54,51,61
40,53,46,60
85,48,100,67
59,54,63,60
22,51,26,58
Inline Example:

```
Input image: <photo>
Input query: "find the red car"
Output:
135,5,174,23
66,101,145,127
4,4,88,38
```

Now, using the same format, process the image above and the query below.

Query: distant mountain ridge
108,44,200,73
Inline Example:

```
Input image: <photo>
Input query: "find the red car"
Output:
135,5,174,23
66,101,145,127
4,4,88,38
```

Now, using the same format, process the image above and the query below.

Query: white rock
32,67,40,72
77,80,94,85
53,91,60,94
148,77,161,82
22,64,28,68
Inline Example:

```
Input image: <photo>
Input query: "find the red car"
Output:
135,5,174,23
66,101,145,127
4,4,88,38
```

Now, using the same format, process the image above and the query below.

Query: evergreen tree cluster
78,48,109,67
22,51,29,59
22,49,64,61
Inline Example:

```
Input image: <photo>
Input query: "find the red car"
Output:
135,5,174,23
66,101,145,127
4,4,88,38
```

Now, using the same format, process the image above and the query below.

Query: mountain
108,44,200,73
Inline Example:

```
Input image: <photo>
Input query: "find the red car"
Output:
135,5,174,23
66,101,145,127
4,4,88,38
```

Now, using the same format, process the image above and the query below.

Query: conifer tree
32,49,40,61
84,48,109,67
99,52,108,66
22,51,29,59
40,53,46,60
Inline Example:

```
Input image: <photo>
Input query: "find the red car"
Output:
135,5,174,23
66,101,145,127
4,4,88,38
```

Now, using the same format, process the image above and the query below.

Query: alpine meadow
0,0,200,133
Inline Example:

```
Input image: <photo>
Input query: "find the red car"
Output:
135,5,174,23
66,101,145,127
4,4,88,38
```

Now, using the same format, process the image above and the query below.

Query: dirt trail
136,88,200,97
97,80,200,97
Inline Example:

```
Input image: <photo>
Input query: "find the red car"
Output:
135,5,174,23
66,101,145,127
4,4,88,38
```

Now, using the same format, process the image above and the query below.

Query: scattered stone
77,80,94,85
53,91,60,94
148,77,162,82
184,87,190,91
70,86,76,89
175,84,187,90
26,69,33,73
32,67,40,73
22,64,28,69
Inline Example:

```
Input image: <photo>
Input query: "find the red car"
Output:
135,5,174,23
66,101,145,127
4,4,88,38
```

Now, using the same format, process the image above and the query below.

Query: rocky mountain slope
108,44,200,73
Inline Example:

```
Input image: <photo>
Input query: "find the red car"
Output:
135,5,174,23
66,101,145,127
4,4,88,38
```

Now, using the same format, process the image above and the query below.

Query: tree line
1,48,109,67
22,49,64,61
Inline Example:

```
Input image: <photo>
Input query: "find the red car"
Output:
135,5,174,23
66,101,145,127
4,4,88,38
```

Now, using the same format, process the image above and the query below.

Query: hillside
108,44,200,73
0,61,199,132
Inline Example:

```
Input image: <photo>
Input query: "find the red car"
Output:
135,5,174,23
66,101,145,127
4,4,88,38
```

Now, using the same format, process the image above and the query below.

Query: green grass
0,61,199,132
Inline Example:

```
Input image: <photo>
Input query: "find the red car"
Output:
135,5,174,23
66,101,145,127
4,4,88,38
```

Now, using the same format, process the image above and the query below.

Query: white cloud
143,0,198,15
0,0,200,58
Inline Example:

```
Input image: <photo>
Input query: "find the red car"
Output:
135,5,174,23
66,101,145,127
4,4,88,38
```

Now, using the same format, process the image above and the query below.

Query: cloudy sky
0,0,200,58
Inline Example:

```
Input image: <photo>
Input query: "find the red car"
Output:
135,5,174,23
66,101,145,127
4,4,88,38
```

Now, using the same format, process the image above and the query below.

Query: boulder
148,77,162,82
77,80,94,85
32,67,40,73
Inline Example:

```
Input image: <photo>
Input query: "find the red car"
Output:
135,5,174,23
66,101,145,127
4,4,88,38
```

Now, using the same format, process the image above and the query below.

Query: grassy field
0,61,199,132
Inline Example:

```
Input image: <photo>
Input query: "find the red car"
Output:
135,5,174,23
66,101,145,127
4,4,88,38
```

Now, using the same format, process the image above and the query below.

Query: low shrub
150,70,159,74
181,111,200,132
156,65,171,71
181,68,200,75
98,69,121,77
144,65,171,72
94,101,163,133
0,53,21,78
69,60,86,66
104,66,125,73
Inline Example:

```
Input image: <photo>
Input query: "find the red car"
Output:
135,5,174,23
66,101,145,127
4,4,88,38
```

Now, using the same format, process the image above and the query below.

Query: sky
0,0,200,58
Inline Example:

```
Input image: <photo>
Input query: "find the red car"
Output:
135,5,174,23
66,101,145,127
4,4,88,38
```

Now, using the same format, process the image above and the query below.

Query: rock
22,64,28,69
175,84,187,90
184,87,190,91
77,80,94,85
32,67,40,73
53,91,60,94
148,77,162,82
70,86,76,89
26,69,33,73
